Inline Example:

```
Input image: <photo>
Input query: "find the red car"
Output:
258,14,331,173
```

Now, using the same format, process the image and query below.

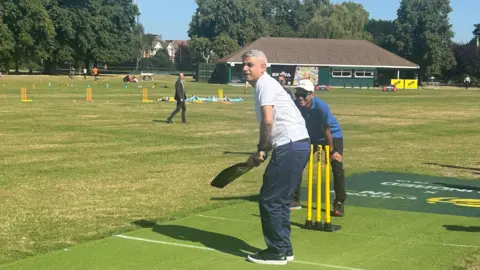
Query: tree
473,24,480,38
394,0,456,80
0,17,14,70
442,24,480,83
150,50,173,69
51,0,139,71
188,37,214,63
260,0,302,37
188,0,268,46
1,0,56,72
188,33,239,63
0,0,140,73
212,34,240,58
366,19,396,51
471,23,480,47
449,43,480,79
138,50,173,70
91,0,139,64
43,0,75,73
133,24,158,70
175,42,196,72
303,0,330,12
301,2,372,40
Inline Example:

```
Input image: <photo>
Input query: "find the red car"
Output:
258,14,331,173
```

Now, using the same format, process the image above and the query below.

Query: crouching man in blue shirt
292,79,346,217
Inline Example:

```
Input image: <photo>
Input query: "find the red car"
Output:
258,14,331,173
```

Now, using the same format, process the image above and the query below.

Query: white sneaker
290,202,302,210
286,250,294,261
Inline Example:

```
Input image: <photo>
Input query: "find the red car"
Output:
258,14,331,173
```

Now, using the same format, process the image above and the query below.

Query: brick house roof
165,40,189,50
216,37,419,69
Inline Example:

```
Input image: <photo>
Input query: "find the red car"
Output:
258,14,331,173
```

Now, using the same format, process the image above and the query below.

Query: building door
318,68,330,85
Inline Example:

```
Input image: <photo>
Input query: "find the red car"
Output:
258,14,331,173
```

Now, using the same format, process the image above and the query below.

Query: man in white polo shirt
242,49,311,265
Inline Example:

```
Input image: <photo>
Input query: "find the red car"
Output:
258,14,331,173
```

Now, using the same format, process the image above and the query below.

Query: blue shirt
297,97,343,143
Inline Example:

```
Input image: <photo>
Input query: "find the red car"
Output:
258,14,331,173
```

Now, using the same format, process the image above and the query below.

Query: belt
293,138,310,143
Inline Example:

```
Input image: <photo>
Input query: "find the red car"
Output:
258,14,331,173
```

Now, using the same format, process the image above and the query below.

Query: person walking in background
167,73,187,124
464,75,471,89
93,66,99,81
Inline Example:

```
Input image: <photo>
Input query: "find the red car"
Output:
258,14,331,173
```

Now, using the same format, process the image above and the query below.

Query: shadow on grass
211,195,259,203
223,151,253,156
423,162,480,172
432,182,480,191
251,205,329,218
290,221,307,229
443,225,480,233
132,220,260,258
152,120,169,123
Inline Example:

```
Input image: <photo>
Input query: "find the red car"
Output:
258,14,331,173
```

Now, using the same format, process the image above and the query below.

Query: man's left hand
246,151,267,168
331,152,343,163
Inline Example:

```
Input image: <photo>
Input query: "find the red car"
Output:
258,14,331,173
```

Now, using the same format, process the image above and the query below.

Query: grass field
0,74,479,269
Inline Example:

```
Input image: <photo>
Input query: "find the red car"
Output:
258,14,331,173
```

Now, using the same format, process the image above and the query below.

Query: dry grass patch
453,252,480,270
192,129,255,137
340,115,432,126
403,108,480,120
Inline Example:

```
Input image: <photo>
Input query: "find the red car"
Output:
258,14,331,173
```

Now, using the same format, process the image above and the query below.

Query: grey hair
241,49,268,64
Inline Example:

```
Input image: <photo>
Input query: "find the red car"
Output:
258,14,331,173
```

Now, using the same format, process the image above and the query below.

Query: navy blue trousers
259,139,310,254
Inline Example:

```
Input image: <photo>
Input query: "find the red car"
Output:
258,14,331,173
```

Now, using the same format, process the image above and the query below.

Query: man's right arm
319,105,343,162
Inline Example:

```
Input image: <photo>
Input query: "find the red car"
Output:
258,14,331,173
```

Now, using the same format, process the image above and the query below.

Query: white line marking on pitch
196,214,480,248
197,214,254,223
114,234,365,270
115,235,214,251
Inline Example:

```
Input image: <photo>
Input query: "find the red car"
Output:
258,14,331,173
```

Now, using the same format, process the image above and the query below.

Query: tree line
188,0,480,83
0,0,140,74
0,0,479,83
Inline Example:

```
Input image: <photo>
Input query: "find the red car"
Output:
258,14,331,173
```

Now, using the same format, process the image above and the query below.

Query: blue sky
137,0,478,43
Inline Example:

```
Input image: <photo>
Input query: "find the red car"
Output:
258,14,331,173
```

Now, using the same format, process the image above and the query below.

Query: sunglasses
295,92,310,99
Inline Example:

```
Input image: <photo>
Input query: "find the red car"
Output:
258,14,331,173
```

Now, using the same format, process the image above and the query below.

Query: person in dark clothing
167,73,187,124
278,75,295,100
292,79,346,217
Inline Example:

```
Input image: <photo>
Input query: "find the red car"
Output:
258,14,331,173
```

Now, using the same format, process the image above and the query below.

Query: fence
196,63,216,82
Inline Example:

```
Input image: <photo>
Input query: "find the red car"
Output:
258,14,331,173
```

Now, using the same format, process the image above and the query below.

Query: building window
354,70,374,78
331,69,352,78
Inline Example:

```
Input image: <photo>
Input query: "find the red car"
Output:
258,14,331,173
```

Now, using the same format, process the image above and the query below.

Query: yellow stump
21,88,32,102
304,144,341,232
316,146,322,224
306,144,313,226
86,88,93,101
218,89,224,103
325,145,331,225
142,88,152,102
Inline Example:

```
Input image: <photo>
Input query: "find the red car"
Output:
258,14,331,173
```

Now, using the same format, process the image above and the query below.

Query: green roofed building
205,37,419,88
